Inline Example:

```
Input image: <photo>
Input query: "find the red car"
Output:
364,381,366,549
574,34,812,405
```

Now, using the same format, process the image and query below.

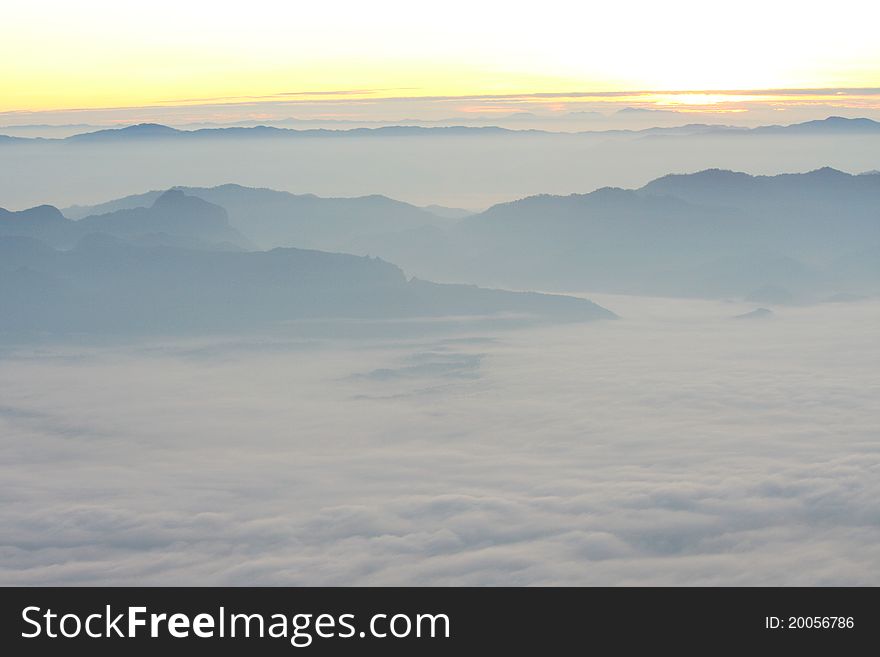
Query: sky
3,0,880,126
2,296,879,585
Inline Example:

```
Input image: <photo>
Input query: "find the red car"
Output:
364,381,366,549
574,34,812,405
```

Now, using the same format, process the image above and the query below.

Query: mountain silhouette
51,124,519,144
5,116,879,144
54,168,880,301
353,168,880,300
65,184,456,250
750,116,880,135
0,236,614,336
2,190,250,250
77,189,250,249
22,164,880,304
65,123,181,141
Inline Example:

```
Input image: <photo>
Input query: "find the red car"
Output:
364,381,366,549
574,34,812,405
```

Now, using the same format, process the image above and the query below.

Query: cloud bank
1,295,878,585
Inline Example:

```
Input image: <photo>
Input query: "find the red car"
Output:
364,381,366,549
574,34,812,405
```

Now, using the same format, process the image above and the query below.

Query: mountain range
63,185,466,250
3,116,879,143
0,191,614,337
408,167,878,299
59,167,878,301
4,165,878,335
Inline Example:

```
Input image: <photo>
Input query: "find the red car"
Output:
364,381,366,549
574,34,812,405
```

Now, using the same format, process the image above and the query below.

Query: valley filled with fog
2,295,878,585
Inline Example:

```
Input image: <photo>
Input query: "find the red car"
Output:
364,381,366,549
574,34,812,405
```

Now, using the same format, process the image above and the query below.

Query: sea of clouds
1,295,878,585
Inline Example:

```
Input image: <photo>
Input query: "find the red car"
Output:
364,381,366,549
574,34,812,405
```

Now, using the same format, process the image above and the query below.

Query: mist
2,295,878,585
2,131,879,210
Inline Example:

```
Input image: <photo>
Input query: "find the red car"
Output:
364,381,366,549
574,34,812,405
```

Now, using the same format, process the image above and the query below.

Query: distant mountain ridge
60,123,524,142
751,116,880,135
2,116,879,143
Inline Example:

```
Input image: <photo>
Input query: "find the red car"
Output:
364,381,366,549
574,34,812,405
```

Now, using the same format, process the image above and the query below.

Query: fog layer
3,132,879,209
2,295,878,585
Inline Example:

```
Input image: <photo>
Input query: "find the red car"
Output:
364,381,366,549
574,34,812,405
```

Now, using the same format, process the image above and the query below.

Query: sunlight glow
2,0,879,114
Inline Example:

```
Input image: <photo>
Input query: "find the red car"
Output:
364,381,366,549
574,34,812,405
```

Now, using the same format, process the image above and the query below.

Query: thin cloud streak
158,88,420,104
4,88,880,121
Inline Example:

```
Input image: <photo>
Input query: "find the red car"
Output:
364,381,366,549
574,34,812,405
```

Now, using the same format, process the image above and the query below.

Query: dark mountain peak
638,167,878,218
818,116,879,128
63,188,248,250
578,186,651,206
210,183,252,193
123,123,177,133
152,188,188,206
508,186,634,206
802,166,849,178
67,123,180,141
692,168,749,178
650,169,753,185
352,193,416,208
753,116,880,135
589,186,632,196
151,188,226,217
477,185,682,223
638,169,756,202
0,204,66,224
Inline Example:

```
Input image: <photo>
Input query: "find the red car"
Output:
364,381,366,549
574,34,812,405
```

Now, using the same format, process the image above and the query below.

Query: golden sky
2,0,879,115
